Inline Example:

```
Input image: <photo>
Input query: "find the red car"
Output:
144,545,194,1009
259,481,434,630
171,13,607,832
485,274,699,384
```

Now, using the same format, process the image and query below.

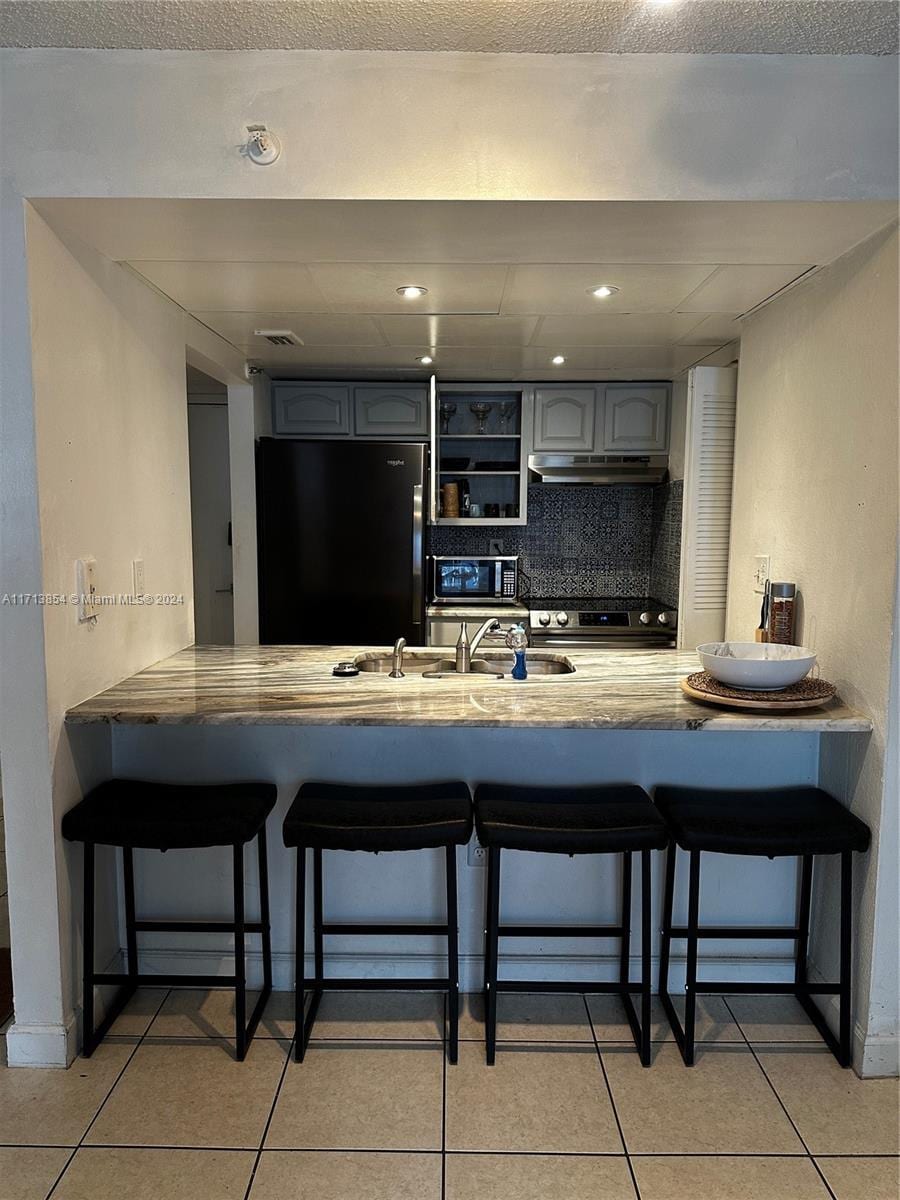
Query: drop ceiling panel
515,345,686,371
128,261,329,311
192,312,387,347
533,313,708,346
377,314,540,347
501,264,717,314
678,265,812,313
307,263,509,313
675,313,743,345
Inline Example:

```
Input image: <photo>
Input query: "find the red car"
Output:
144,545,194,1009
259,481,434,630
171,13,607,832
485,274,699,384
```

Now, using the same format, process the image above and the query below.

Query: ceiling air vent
254,329,303,346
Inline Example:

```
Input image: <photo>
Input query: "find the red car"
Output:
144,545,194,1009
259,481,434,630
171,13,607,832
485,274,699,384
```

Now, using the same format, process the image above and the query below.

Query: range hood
528,453,668,485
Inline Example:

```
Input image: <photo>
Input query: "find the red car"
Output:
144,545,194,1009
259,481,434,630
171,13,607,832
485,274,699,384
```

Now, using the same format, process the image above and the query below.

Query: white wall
0,207,246,1065
727,224,899,1073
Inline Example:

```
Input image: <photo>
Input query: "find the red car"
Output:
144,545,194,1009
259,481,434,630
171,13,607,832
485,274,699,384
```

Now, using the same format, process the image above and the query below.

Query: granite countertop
64,644,872,732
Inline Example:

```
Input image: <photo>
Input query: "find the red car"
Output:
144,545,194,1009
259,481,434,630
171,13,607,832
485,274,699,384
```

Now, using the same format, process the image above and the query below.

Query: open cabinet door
677,365,739,650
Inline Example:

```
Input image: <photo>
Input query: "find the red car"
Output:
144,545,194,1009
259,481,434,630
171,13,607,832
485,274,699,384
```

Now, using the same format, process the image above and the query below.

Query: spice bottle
768,582,797,645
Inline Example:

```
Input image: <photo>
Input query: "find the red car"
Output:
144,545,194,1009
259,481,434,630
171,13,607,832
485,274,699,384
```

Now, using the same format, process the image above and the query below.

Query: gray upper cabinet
602,384,670,452
272,384,352,436
354,385,428,438
533,387,596,451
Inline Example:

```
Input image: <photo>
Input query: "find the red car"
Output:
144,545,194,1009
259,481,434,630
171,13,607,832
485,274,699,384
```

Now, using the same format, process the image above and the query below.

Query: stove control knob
555,611,569,627
537,611,551,627
639,611,653,626
657,612,673,627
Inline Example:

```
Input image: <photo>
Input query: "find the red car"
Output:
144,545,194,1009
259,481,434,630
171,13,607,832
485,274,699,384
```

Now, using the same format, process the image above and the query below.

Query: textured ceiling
1,0,897,54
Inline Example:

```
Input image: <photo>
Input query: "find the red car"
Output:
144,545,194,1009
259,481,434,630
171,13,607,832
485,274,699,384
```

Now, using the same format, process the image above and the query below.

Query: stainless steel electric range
526,597,678,648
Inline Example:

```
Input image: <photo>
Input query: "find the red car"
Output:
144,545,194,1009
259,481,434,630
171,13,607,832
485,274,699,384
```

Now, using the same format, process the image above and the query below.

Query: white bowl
697,642,817,691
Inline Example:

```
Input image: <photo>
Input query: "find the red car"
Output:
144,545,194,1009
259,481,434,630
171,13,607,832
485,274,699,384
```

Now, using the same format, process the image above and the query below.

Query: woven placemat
686,671,836,704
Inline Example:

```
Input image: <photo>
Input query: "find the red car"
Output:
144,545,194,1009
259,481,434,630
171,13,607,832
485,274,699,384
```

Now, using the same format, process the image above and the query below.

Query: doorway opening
187,365,234,645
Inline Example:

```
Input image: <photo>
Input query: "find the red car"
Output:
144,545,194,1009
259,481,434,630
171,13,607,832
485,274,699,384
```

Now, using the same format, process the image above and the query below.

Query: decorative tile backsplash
428,481,683,604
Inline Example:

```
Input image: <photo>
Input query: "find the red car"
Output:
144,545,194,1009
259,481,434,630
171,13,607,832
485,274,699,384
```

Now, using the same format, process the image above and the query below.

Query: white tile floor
0,989,897,1199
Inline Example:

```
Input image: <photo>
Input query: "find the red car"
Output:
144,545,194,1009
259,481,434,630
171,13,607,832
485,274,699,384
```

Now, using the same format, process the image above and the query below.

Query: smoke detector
254,330,303,346
245,124,282,166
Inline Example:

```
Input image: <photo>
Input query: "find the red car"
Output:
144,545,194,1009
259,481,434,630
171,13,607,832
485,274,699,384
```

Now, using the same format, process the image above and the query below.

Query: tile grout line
44,986,173,1200
241,1023,296,1200
582,993,643,1200
721,996,839,1200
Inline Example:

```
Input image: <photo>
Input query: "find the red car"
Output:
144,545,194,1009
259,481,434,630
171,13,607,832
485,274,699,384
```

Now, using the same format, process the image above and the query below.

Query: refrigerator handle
412,483,424,629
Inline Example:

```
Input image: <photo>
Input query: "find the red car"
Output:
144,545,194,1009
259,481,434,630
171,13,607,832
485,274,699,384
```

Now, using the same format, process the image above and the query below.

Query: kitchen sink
352,651,575,678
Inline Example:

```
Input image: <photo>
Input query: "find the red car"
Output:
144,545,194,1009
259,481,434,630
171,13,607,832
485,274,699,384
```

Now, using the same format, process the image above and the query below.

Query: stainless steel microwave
430,556,519,605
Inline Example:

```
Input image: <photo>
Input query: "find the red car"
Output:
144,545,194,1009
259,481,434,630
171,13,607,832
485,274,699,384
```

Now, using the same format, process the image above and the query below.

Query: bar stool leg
233,843,247,1062
619,850,632,990
794,854,813,989
683,850,701,1067
313,848,324,994
640,849,652,1066
446,844,460,1064
484,846,501,1066
658,844,676,1006
839,851,853,1067
123,847,138,980
82,842,96,1057
258,828,273,996
295,846,307,1062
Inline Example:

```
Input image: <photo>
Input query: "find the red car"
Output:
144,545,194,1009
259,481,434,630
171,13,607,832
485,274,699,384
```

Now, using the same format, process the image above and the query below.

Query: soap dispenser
506,623,528,680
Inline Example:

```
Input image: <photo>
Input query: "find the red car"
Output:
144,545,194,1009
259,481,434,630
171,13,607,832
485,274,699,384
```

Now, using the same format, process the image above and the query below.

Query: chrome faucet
389,637,406,679
455,618,502,672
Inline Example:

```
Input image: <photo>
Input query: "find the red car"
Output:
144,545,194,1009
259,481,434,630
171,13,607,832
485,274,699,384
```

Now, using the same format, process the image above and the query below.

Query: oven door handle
531,635,674,648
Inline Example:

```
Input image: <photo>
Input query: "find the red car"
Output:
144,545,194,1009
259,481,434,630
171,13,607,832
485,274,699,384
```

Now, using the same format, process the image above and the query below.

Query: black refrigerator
256,437,426,646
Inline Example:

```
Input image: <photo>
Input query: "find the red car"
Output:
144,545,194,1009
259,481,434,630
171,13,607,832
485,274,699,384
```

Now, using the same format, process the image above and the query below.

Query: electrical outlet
488,539,505,556
467,839,487,867
75,557,98,622
753,555,771,594
132,558,145,598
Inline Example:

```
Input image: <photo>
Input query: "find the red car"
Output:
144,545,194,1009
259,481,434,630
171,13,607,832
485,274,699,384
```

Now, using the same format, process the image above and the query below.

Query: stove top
526,596,678,640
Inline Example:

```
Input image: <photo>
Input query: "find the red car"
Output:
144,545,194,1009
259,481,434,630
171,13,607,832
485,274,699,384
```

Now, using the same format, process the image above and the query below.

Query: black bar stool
282,780,473,1064
473,783,669,1066
654,785,871,1067
62,779,276,1061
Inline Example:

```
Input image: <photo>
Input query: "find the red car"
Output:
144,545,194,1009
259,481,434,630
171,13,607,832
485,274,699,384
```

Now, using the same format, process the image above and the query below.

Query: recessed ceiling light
417,355,434,365
552,355,566,366
397,285,428,299
587,284,620,299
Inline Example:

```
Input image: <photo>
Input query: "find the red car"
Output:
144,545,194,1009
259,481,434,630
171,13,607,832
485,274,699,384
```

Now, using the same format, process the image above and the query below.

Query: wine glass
439,401,457,435
499,401,515,434
469,401,491,436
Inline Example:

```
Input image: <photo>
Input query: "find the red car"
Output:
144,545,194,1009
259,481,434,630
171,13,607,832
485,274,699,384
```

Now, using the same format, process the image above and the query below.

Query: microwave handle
412,484,424,627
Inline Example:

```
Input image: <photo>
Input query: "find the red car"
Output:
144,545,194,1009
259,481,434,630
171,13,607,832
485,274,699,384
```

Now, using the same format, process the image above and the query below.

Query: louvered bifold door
677,366,738,649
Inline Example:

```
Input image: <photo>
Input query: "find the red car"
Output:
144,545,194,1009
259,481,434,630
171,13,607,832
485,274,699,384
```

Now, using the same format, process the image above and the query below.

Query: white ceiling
34,197,895,381
2,0,897,54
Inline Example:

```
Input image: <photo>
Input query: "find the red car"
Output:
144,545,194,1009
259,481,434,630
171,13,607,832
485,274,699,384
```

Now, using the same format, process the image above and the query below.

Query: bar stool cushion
474,783,668,854
283,781,473,851
653,786,871,857
61,779,277,851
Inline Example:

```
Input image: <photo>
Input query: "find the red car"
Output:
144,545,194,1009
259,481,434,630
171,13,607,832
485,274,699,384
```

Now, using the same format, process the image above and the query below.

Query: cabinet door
354,385,428,438
533,387,596,451
272,384,351,436
602,384,669,451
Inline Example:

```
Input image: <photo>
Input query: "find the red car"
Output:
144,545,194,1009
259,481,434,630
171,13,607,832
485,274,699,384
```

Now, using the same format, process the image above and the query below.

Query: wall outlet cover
132,558,145,598
467,840,486,867
488,539,505,556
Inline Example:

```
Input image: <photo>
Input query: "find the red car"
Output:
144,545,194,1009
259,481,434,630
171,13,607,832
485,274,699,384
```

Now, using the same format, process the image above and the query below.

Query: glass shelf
439,470,520,476
440,434,521,440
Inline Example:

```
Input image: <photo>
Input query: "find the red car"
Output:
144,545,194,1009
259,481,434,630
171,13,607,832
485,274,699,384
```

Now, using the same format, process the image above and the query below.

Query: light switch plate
132,558,145,598
753,555,771,594
75,557,98,622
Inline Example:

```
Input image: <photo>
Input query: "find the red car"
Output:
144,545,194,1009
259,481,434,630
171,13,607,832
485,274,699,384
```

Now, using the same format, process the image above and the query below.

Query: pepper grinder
768,582,797,644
